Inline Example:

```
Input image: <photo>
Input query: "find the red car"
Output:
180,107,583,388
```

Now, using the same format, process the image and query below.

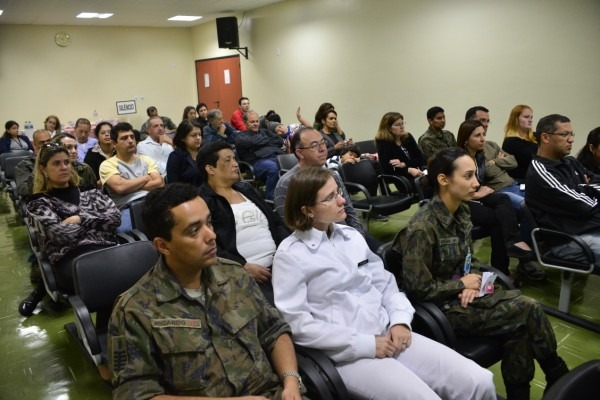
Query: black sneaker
18,288,46,317
374,214,389,222
517,261,548,281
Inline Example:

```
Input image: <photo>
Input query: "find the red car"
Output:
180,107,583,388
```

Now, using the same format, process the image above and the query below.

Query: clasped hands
459,273,481,308
375,324,411,359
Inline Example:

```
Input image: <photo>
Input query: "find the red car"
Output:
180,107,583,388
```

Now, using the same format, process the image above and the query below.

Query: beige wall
2,0,599,151
0,25,196,132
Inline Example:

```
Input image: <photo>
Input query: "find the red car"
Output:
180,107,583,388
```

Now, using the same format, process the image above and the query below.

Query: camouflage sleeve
417,136,436,162
109,295,166,400
400,227,464,303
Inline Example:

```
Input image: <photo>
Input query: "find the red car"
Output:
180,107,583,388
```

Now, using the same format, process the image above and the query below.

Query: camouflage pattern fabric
395,195,560,386
417,127,456,162
108,256,291,399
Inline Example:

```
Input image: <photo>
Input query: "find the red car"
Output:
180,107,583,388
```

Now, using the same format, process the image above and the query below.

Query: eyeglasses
298,139,327,152
547,131,575,138
476,119,491,125
319,187,344,204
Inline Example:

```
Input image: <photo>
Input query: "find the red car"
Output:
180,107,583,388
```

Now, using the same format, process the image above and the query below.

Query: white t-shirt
232,194,277,268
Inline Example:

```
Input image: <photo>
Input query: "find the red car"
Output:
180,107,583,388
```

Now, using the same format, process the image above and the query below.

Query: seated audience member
203,108,239,145
140,106,176,138
502,104,537,181
235,110,284,200
197,141,290,303
100,122,164,233
259,109,281,131
0,120,33,154
526,114,600,264
398,147,568,399
19,143,120,316
137,116,174,177
181,105,197,122
73,118,97,163
108,183,304,399
15,129,51,199
296,102,344,135
417,106,456,162
166,120,203,186
275,127,366,238
320,109,351,158
52,134,97,191
457,119,524,212
43,114,62,138
195,102,208,131
273,166,496,400
231,96,251,131
576,126,600,174
84,121,114,185
375,112,426,189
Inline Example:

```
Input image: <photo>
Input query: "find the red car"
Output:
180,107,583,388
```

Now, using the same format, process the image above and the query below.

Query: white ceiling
0,0,286,28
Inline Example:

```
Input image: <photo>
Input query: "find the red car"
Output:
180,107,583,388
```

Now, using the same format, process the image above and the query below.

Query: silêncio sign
116,100,137,115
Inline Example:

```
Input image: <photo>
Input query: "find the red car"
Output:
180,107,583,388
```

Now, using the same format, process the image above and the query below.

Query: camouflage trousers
444,293,558,386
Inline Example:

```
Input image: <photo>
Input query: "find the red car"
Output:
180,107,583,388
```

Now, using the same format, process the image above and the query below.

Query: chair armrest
237,160,255,181
116,232,136,243
417,301,458,349
294,344,349,399
38,257,60,301
129,229,149,241
531,228,596,273
379,174,412,196
478,264,516,290
411,303,449,345
68,295,102,356
341,181,373,203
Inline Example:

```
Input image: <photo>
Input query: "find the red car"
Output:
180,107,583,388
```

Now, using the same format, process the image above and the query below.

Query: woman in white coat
272,166,496,400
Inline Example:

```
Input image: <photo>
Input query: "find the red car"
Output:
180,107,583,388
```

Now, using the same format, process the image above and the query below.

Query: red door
195,55,242,122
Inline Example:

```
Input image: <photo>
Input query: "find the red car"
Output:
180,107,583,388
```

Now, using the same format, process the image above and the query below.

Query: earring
308,214,313,218
43,172,48,178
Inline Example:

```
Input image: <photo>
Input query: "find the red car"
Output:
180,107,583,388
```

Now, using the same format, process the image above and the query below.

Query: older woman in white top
272,166,495,400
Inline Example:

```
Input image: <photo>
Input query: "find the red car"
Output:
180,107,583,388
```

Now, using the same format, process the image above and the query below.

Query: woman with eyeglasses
398,148,568,399
576,127,600,174
166,120,203,186
502,105,537,181
84,121,114,185
0,120,34,154
375,112,426,189
18,143,120,317
273,166,496,400
197,141,290,304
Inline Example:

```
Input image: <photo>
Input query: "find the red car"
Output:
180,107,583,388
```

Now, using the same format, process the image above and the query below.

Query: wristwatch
282,370,307,394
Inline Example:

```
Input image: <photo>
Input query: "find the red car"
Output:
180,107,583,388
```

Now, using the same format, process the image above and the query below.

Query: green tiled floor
0,194,598,400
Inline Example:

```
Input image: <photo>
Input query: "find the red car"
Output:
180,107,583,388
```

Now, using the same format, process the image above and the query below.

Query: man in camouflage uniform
108,183,305,399
417,106,456,162
394,194,568,400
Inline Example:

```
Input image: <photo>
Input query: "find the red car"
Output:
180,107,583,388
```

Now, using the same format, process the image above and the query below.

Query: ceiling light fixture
76,12,113,19
168,15,202,22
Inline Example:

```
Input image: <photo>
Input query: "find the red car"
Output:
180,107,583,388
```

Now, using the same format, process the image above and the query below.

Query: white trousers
335,332,496,400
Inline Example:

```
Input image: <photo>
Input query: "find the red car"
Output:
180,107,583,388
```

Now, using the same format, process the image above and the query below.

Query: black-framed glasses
319,187,344,204
547,131,575,138
298,139,327,152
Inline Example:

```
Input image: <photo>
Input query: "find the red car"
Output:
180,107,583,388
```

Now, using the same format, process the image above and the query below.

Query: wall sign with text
116,100,137,115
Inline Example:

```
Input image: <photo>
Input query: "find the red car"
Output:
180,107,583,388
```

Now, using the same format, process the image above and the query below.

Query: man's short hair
238,96,249,105
146,106,157,116
290,126,319,157
242,110,258,123
195,102,207,113
75,118,91,128
142,183,200,241
206,109,222,123
196,141,233,181
32,129,49,142
534,114,571,144
110,122,134,142
426,106,445,120
465,106,489,121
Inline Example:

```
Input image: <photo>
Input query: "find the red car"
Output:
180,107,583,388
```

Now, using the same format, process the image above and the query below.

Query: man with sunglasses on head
274,126,367,241
526,114,600,263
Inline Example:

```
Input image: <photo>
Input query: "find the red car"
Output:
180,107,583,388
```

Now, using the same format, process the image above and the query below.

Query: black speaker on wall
216,17,240,48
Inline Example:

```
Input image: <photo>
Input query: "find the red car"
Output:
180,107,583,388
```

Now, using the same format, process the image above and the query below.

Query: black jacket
198,181,290,265
234,129,284,164
525,155,600,235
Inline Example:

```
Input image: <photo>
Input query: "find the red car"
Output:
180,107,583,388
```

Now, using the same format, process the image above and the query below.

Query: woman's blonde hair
374,112,404,144
504,104,536,143
33,143,79,193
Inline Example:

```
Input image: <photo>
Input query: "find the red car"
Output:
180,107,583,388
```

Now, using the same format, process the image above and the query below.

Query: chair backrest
376,238,405,286
354,140,377,155
1,150,31,170
276,153,298,172
130,197,147,235
72,241,159,312
543,359,600,400
340,159,379,196
4,155,29,180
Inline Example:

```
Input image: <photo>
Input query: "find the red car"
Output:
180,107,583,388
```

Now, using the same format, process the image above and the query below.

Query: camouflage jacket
395,195,473,305
417,127,456,162
109,257,291,399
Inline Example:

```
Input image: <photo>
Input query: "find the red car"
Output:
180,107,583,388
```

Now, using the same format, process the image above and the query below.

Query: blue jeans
551,233,600,270
253,158,280,200
498,183,525,212
116,207,133,234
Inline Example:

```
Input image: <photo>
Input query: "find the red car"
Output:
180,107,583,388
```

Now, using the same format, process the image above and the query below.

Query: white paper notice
478,272,497,297
224,69,231,85
204,73,210,88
